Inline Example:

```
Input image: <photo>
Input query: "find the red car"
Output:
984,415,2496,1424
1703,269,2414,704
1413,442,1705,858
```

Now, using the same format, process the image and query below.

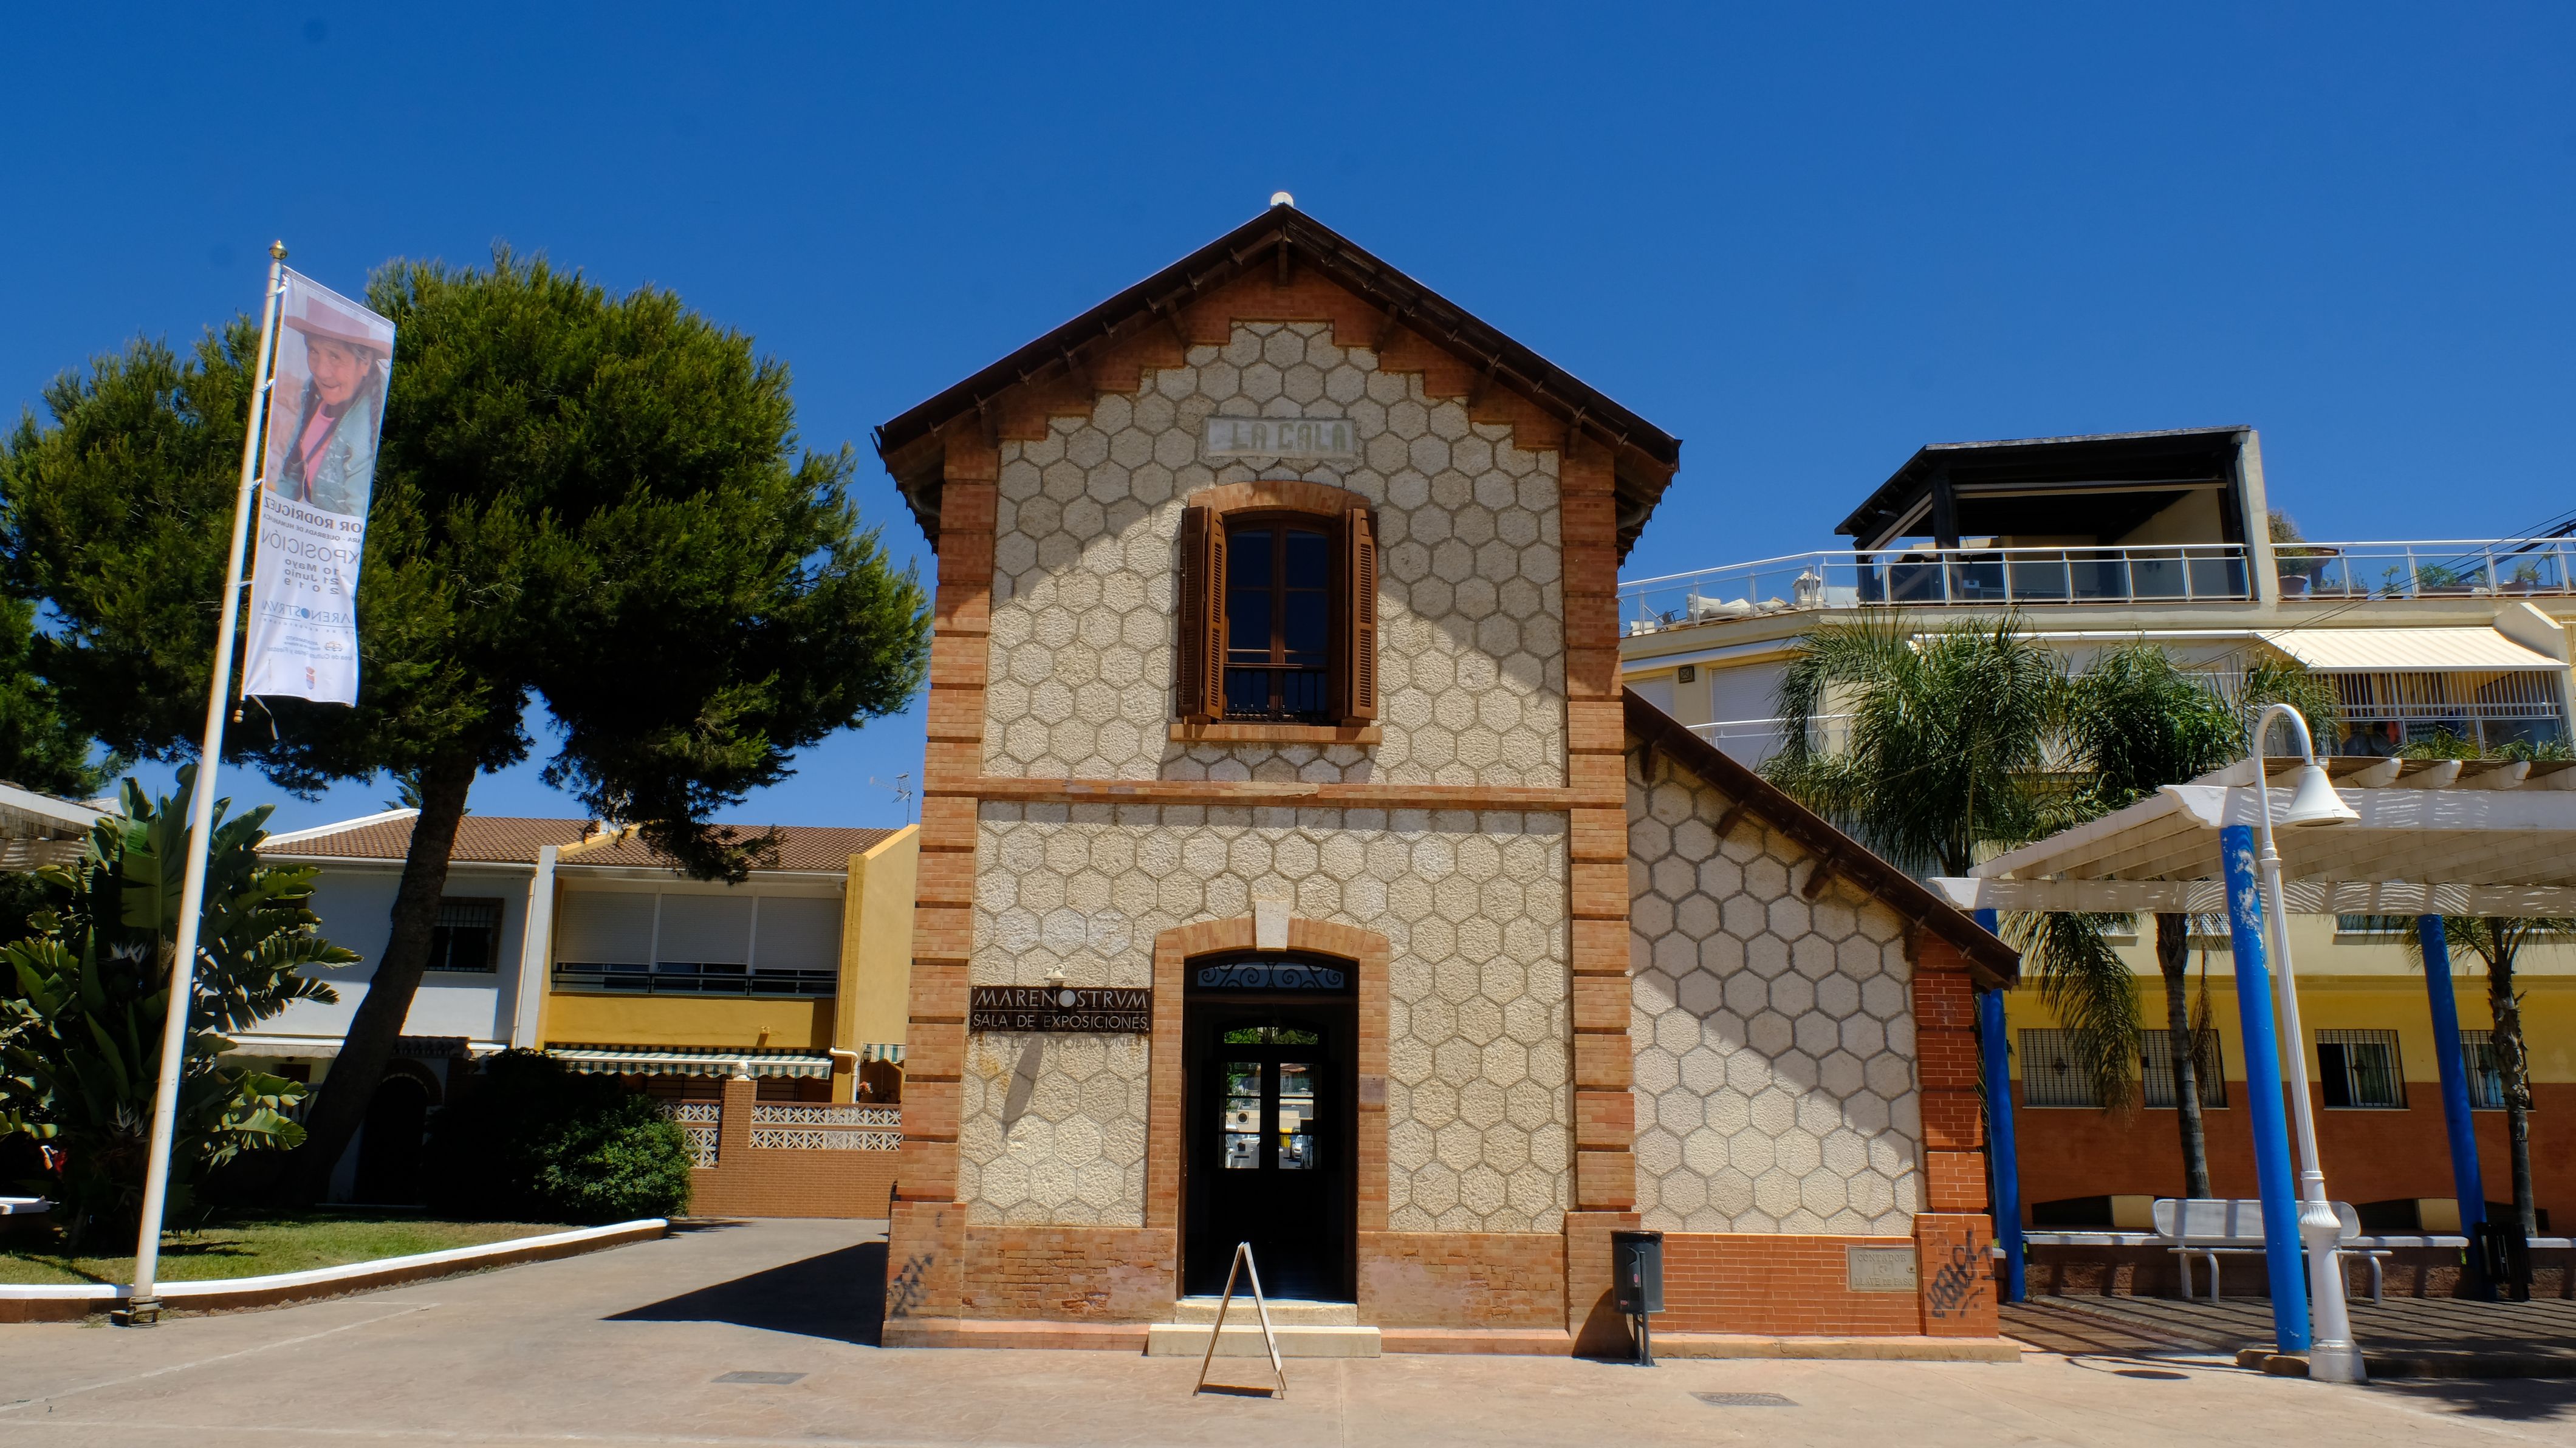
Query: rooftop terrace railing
2277,538,2576,601
1620,544,2252,632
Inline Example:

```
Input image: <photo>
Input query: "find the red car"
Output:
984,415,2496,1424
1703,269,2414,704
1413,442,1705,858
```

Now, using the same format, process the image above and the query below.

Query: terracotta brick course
1922,1151,1988,1212
959,1226,1176,1321
1653,1232,1924,1336
1574,1088,1635,1146
1572,1032,1633,1090
1919,1091,1984,1152
1913,1214,1998,1336
1574,1149,1636,1210
1571,975,1629,1032
1358,1231,1565,1327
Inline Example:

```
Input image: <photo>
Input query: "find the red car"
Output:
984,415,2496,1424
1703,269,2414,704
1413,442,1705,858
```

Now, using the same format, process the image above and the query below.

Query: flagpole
121,240,289,1327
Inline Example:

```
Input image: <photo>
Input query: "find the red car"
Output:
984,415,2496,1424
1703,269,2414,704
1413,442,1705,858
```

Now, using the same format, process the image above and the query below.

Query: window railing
553,961,837,999
2277,538,2576,601
1684,714,1852,768
1621,543,2253,630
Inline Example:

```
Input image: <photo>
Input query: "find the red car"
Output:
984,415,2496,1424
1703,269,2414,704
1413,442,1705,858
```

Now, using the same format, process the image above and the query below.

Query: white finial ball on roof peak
1270,191,1295,208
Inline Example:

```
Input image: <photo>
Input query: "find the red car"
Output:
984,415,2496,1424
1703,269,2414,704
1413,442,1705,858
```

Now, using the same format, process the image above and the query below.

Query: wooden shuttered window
1334,505,1378,722
1176,505,1227,721
1179,502,1377,726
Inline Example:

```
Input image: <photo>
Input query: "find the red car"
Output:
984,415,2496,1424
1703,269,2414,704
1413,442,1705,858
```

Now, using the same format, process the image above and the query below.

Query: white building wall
261,862,530,1046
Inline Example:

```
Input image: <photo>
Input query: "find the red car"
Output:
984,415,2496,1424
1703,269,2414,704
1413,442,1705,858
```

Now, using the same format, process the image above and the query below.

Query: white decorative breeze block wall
1626,753,1925,1235
982,322,1567,786
962,802,1572,1232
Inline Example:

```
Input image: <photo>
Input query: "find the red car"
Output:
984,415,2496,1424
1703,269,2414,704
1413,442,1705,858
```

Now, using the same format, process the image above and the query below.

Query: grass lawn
0,1211,572,1286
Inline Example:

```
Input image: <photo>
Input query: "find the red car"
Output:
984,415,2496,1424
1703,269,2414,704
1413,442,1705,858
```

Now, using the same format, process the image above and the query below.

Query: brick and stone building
871,205,2016,1353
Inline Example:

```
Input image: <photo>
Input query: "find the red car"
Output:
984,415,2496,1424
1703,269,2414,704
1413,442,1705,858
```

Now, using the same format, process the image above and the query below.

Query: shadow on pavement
2366,1379,2576,1424
609,1242,886,1346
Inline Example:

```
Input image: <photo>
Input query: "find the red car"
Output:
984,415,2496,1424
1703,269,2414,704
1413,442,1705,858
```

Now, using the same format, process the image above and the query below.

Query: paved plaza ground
2,1218,2569,1447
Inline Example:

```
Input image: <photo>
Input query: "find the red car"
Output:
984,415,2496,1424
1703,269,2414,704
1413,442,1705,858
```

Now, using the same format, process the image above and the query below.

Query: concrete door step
1145,1322,1382,1358
1169,1296,1360,1326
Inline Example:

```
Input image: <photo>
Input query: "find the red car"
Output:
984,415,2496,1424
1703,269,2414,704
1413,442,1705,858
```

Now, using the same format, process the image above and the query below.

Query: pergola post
1973,909,2026,1303
2219,824,2311,1353
2416,917,2489,1246
1977,987,2027,1302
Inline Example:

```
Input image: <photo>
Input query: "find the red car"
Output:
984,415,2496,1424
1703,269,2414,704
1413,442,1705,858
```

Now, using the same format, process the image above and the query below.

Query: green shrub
422,1051,690,1223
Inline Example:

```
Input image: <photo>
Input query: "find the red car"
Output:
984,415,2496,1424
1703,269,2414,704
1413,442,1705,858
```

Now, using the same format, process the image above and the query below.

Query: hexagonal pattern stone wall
1627,751,1925,1235
982,321,1566,786
962,802,1572,1231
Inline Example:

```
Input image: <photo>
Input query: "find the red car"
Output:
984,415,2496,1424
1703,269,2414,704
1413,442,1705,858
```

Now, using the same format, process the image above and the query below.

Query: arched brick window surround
1145,915,1391,1239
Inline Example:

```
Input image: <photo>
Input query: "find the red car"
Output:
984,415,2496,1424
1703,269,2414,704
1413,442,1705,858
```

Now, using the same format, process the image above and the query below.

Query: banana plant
0,766,351,1245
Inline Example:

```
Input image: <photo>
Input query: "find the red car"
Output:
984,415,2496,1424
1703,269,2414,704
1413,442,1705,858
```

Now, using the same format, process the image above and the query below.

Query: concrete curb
0,1218,667,1323
885,1317,2024,1361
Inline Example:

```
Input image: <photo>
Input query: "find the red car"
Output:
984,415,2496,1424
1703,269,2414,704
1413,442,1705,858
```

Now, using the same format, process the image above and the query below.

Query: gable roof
874,205,1682,559
261,810,899,873
1622,691,2018,986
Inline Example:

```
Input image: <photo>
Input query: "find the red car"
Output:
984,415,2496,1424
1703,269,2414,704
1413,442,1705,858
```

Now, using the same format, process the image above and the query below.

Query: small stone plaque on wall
1846,1245,1919,1293
968,985,1152,1034
1203,415,1357,462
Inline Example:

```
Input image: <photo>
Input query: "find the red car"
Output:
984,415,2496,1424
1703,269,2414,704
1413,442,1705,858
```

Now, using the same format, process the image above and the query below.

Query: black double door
1183,994,1354,1300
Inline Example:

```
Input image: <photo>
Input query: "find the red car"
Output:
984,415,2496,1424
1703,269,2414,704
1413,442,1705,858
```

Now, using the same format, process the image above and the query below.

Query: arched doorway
354,1070,435,1204
1182,951,1356,1300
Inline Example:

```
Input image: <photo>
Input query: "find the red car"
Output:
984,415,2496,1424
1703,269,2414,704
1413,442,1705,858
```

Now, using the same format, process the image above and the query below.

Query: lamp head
2281,762,2358,827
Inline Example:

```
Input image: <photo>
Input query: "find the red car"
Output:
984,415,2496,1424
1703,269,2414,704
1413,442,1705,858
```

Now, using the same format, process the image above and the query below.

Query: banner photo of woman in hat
242,270,397,705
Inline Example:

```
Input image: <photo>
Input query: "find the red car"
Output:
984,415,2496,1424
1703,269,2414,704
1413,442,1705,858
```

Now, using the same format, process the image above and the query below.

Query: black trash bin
1611,1229,1663,1365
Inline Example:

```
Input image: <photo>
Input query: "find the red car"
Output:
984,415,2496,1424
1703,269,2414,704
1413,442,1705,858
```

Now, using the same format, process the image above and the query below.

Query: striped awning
544,1043,902,1079
2263,627,2561,673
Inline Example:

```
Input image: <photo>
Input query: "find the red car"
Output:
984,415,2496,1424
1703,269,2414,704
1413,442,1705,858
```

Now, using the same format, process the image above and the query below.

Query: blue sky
7,4,2572,832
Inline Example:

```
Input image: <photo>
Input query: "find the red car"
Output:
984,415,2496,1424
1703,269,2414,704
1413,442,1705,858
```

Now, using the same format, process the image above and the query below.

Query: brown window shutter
1338,506,1379,722
1176,505,1227,721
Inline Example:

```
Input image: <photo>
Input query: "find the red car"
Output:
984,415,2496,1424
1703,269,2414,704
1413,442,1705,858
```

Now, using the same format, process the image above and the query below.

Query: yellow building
246,813,917,1203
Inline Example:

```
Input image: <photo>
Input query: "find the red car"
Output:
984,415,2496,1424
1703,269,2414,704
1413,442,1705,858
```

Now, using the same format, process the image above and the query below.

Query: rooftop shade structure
1934,756,2576,919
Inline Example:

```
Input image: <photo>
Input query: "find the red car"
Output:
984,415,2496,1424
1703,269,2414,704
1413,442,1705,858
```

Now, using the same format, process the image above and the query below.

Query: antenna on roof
873,773,916,825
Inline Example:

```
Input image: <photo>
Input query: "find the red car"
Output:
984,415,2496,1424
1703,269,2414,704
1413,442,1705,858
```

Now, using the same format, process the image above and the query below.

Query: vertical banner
242,269,394,703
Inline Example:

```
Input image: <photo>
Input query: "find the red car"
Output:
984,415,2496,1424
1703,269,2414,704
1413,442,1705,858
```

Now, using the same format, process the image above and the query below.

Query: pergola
1932,754,2576,1359
1942,756,2576,917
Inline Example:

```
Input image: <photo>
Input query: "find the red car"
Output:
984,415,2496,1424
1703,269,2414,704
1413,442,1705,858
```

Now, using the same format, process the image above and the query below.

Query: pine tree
1,250,928,1199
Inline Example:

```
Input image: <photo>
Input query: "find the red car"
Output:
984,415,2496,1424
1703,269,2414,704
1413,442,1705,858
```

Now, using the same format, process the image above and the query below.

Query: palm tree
2058,643,2244,1194
1762,614,2157,1109
1774,623,2347,1180
1766,612,2060,878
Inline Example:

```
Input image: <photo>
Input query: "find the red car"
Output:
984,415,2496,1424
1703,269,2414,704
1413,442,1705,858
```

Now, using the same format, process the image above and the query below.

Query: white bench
2151,1197,2388,1303
0,1197,50,1217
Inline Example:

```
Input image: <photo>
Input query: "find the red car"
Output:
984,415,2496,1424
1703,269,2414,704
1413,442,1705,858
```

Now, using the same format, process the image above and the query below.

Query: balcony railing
1621,544,2252,631
2276,538,2576,601
1684,714,1854,769
554,961,838,999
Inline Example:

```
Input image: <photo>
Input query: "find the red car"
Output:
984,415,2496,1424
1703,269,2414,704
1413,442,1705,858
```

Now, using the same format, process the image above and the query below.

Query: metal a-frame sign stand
1193,1241,1289,1399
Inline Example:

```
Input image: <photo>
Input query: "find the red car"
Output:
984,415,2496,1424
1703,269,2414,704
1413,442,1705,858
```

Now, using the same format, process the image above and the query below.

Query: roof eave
874,207,1682,559
1622,690,2020,987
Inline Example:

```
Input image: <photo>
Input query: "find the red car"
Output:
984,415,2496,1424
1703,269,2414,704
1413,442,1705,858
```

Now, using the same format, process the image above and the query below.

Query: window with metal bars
427,897,504,973
2017,1029,2097,1108
1224,519,1332,720
2317,1028,2406,1109
2462,1031,2509,1110
2140,1030,2228,1108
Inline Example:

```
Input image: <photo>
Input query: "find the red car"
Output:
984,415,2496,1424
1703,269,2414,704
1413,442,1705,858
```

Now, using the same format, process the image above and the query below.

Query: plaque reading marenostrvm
968,985,1152,1034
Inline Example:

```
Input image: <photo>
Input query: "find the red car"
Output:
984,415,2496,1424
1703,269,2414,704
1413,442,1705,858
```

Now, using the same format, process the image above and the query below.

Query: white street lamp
2249,703,2363,1382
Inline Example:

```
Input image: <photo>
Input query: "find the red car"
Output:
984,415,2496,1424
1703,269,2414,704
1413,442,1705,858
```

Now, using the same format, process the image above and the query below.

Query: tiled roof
262,813,593,864
262,811,899,873
563,824,901,873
